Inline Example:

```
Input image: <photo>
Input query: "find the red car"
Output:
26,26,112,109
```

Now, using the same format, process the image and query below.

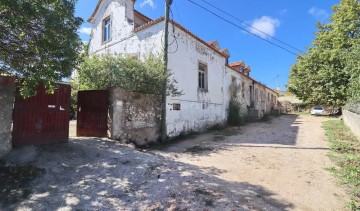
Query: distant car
311,106,325,115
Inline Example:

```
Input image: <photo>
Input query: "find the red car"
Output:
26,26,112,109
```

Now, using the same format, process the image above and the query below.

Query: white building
88,0,279,137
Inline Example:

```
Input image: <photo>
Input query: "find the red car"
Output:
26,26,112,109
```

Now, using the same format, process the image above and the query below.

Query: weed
323,120,360,210
212,135,226,142
194,188,212,196
185,146,213,154
214,128,241,137
204,198,215,207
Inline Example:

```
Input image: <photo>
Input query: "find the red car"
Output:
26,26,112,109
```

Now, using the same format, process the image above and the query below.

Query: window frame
198,62,208,92
102,16,112,44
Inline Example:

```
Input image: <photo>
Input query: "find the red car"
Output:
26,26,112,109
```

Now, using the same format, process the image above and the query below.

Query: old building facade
88,0,279,137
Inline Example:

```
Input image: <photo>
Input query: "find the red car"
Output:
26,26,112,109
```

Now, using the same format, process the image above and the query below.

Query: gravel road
0,115,348,210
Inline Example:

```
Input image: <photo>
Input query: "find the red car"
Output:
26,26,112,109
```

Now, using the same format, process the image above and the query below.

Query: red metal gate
77,90,108,137
12,84,71,147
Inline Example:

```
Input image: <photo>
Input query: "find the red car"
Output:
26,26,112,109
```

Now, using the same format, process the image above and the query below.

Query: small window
103,17,111,42
173,103,181,111
198,62,208,91
242,82,245,98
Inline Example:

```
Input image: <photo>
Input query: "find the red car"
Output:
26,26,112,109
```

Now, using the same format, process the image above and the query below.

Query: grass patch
214,128,242,137
323,120,360,210
212,135,226,142
185,146,214,154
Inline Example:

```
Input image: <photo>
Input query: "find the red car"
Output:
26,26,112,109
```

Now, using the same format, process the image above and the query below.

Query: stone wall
108,88,161,146
0,76,15,157
343,109,360,139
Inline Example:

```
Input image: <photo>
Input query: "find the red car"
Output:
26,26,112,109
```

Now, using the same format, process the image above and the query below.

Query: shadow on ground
152,114,302,156
0,137,293,210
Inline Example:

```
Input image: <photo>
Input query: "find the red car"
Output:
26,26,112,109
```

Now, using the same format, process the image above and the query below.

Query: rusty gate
77,90,108,137
12,84,71,147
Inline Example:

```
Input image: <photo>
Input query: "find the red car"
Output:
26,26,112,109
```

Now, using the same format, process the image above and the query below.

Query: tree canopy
288,0,360,107
0,0,83,97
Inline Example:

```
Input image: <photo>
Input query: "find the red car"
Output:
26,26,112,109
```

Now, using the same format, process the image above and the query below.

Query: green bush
227,99,245,126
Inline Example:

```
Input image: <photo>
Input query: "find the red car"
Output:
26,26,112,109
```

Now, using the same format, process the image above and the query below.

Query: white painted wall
88,1,280,137
89,0,138,56
166,24,229,136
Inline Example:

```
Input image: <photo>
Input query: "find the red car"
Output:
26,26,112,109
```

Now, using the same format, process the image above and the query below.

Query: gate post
0,76,16,157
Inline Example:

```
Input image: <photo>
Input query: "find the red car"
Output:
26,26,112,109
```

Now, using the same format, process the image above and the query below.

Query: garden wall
343,109,360,139
108,88,161,146
0,76,15,157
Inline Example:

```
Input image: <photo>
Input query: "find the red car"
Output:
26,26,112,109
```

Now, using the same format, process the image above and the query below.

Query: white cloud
308,7,329,19
78,27,91,35
140,0,155,9
249,16,280,38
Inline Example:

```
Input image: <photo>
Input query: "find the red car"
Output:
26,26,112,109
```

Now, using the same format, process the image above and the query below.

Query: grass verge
322,120,360,210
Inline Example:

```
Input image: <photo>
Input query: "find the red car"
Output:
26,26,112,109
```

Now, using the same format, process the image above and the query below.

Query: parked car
311,106,325,115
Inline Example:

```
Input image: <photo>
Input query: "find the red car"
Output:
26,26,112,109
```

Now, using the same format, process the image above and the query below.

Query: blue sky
75,0,339,90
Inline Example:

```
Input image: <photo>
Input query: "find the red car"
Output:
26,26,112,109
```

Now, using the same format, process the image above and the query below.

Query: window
255,88,258,102
198,62,207,91
242,82,245,98
103,17,111,42
173,103,181,111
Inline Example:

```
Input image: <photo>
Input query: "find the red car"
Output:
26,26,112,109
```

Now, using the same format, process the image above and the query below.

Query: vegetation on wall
227,81,245,126
323,120,360,210
0,0,83,97
73,54,182,96
288,0,360,107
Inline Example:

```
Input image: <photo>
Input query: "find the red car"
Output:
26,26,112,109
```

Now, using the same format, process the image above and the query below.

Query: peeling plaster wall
0,76,15,157
89,0,138,55
166,25,228,137
88,2,280,138
89,1,230,137
108,88,161,146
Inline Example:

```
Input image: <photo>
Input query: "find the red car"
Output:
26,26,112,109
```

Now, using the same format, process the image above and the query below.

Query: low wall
0,76,15,157
108,88,161,146
343,110,360,139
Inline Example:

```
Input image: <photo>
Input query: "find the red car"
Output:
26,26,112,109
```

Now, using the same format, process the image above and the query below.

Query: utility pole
276,74,280,91
161,0,173,142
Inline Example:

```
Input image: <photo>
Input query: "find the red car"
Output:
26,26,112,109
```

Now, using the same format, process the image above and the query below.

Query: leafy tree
0,0,83,97
288,0,360,107
75,54,182,97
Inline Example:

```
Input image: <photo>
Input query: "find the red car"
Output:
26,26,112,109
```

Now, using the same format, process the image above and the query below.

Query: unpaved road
0,115,348,210
156,114,349,210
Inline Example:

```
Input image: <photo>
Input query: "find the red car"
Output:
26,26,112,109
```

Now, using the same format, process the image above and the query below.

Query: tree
0,0,83,97
288,0,360,107
74,54,182,97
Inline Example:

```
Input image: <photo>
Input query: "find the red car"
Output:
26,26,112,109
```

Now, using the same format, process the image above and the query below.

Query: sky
75,0,340,90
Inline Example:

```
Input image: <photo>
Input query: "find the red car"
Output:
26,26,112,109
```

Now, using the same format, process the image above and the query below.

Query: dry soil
0,115,348,210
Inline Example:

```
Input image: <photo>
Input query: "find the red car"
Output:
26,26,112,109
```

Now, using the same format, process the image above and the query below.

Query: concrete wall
343,110,360,139
0,76,15,157
108,88,161,146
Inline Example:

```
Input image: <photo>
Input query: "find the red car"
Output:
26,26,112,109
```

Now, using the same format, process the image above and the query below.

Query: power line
200,0,304,54
185,0,300,56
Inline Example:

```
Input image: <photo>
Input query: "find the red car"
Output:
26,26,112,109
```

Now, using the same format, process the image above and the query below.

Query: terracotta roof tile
134,10,152,22
227,65,277,93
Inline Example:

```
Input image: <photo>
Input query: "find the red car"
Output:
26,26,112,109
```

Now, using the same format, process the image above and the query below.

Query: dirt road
1,115,348,210
156,114,349,210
